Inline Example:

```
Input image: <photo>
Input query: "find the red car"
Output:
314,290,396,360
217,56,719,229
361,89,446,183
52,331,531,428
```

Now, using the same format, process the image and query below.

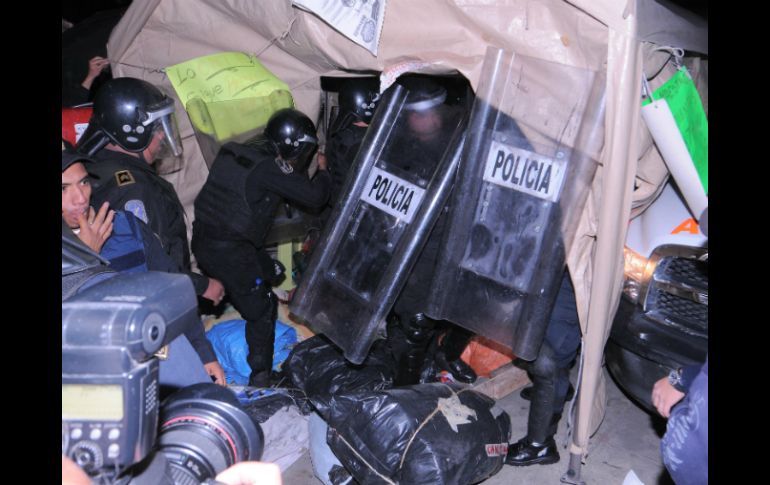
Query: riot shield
290,84,468,363
425,47,606,360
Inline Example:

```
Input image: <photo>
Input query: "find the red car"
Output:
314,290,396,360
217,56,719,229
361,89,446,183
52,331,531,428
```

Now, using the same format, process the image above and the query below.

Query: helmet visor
295,133,318,145
157,111,184,157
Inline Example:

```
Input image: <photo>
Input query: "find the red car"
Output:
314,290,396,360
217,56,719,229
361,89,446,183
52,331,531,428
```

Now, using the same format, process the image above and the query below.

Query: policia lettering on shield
363,166,422,220
484,141,565,202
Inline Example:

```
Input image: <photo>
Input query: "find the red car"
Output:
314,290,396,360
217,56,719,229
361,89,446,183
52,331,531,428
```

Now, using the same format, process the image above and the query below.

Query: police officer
291,78,382,283
62,147,223,391
505,271,581,466
388,75,478,385
192,108,331,387
76,77,226,308
323,76,381,206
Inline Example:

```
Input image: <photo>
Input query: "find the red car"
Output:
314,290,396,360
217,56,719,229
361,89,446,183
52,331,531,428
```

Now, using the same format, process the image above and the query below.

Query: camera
62,271,264,484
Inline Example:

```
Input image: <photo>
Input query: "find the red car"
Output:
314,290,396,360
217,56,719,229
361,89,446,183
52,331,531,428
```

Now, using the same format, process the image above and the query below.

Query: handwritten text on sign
361,166,425,223
482,140,566,202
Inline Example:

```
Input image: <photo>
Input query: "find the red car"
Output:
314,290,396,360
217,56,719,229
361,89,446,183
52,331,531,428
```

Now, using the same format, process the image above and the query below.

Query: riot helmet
76,77,183,159
338,77,381,124
398,76,447,112
397,76,448,142
264,108,318,172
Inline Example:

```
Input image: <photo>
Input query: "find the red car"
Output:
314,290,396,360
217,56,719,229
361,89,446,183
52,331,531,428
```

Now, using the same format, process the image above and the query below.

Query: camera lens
158,383,263,484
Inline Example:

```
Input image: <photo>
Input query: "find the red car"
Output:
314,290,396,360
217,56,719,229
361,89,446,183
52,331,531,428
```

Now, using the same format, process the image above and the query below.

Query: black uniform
102,211,217,367
192,142,331,381
326,117,368,207
90,154,217,367
89,149,209,295
388,104,478,385
505,272,580,466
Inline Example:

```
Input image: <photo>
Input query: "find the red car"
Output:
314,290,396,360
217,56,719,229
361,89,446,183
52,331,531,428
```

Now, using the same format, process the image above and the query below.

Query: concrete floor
282,367,674,485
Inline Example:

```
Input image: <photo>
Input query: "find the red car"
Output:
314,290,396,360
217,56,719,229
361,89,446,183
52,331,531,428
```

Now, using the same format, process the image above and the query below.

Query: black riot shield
290,84,468,363
425,47,606,360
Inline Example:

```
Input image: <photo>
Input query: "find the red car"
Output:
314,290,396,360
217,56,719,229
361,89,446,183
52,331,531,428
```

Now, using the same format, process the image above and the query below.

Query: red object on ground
460,335,516,378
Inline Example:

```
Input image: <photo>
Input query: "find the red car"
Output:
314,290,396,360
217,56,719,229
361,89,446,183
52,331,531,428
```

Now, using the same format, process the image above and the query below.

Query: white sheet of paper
293,0,387,56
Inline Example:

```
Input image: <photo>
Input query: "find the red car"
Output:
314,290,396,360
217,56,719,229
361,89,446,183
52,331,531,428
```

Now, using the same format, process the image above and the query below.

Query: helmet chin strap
80,133,110,157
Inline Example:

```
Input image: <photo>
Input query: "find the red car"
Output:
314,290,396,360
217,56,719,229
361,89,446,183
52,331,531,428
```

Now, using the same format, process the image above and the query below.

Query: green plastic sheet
643,68,708,194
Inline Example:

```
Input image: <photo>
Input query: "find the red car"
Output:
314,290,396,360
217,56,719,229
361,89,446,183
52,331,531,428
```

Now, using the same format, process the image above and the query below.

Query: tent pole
562,452,586,485
563,11,642,484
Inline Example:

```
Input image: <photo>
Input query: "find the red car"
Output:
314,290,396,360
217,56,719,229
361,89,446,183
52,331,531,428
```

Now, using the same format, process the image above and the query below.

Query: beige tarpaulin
106,0,707,479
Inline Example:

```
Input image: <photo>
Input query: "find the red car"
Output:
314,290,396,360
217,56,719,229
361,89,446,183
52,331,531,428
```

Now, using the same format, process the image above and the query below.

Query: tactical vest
195,142,268,244
100,211,148,273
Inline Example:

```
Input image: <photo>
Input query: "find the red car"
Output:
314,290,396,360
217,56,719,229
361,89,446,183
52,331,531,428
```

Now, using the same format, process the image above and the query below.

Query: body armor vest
195,142,269,245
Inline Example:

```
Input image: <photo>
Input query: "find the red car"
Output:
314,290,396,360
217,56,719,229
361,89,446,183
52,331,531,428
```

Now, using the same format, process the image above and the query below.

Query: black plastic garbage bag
285,335,396,420
326,383,511,485
233,386,314,423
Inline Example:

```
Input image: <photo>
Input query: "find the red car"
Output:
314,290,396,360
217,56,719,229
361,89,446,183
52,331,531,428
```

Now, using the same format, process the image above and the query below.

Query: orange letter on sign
672,218,699,235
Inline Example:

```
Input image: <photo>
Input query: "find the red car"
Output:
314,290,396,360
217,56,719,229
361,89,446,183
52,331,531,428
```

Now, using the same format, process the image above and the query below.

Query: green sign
643,68,708,194
167,52,293,141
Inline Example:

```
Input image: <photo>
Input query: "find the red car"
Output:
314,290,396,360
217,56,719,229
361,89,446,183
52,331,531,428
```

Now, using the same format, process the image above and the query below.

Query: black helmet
338,77,381,124
76,77,183,158
264,108,318,166
397,75,447,112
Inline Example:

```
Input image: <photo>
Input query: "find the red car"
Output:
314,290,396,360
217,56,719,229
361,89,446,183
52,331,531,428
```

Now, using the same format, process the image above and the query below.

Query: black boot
521,382,575,402
505,436,560,466
394,313,436,386
435,325,477,383
248,370,270,388
248,369,286,388
434,350,477,383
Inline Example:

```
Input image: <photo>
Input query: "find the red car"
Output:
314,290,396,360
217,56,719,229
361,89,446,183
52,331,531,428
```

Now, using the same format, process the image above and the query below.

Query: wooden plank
471,363,530,400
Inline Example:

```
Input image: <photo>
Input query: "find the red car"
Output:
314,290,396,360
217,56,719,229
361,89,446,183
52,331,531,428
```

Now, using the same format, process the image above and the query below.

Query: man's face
143,126,165,163
62,162,92,229
407,109,442,142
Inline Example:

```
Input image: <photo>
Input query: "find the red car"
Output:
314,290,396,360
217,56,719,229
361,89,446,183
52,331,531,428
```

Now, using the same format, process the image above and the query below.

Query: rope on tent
252,15,298,58
112,15,299,77
645,45,684,82
115,61,168,75
563,337,585,452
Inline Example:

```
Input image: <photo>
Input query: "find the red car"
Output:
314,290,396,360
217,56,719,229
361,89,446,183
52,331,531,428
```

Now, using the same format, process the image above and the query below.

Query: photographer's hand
204,360,227,386
214,461,282,485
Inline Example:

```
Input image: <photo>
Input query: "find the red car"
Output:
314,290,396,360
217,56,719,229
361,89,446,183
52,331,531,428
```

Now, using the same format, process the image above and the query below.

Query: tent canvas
105,0,707,478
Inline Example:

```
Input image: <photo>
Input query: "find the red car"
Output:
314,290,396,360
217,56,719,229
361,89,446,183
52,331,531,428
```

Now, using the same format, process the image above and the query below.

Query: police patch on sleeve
124,200,148,223
115,170,136,186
